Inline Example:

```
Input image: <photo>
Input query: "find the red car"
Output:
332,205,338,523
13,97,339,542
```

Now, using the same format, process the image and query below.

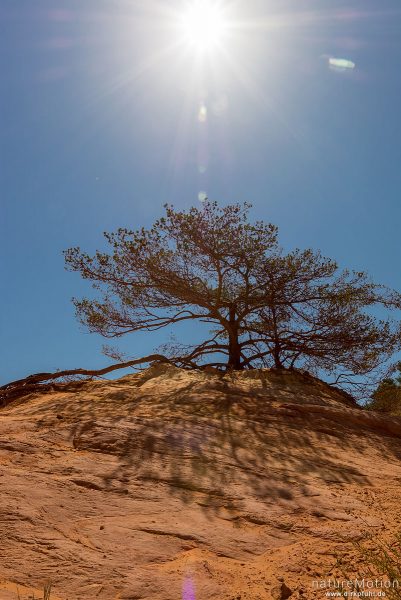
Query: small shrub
367,363,401,416
43,582,52,600
337,530,401,599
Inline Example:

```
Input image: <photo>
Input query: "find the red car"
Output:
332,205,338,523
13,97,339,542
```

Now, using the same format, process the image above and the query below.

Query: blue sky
1,0,401,383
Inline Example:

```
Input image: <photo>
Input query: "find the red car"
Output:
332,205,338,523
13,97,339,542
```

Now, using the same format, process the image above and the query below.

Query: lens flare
182,575,196,600
329,57,356,70
198,104,208,122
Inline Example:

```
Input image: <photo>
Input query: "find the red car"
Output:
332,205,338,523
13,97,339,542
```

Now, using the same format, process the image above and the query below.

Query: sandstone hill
1,365,401,600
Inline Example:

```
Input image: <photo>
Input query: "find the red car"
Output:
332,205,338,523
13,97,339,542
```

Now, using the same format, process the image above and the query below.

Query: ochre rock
0,365,401,599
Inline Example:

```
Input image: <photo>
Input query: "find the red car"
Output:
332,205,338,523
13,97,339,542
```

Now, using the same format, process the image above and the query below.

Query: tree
64,201,401,377
366,363,401,415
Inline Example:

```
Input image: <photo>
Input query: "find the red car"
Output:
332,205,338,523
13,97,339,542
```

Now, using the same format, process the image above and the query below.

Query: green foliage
64,201,401,374
367,363,401,415
334,530,401,600
354,531,401,599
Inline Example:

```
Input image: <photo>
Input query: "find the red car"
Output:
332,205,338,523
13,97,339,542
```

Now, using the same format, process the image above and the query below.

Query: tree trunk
271,306,283,369
227,306,242,370
272,347,284,369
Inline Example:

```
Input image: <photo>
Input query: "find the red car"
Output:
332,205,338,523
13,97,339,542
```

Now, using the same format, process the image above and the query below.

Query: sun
179,1,227,54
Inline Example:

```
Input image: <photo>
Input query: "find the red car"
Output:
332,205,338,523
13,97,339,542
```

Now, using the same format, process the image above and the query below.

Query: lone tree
63,201,401,378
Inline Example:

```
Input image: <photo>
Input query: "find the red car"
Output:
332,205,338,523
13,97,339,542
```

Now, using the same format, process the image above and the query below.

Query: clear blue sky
1,0,401,383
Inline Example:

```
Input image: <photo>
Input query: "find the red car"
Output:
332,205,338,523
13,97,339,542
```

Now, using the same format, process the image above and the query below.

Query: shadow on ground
8,366,401,516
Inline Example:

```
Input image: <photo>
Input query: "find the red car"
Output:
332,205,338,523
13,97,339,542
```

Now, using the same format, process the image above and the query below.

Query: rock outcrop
1,365,401,599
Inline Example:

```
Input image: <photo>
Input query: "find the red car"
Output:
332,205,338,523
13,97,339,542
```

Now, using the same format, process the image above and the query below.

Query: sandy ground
1,365,401,599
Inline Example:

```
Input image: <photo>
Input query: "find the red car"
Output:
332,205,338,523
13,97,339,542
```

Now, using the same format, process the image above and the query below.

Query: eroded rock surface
1,365,401,599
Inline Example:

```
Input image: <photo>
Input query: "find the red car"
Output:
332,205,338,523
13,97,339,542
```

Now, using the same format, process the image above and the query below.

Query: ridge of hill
1,365,401,599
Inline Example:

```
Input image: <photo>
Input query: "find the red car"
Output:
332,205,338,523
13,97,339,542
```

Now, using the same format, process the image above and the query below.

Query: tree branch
0,354,174,407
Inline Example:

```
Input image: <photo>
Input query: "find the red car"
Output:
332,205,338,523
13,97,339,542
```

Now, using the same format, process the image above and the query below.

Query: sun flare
180,1,227,53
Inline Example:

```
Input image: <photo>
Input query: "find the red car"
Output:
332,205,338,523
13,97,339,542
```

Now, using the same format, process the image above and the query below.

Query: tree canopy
366,363,401,415
64,201,401,378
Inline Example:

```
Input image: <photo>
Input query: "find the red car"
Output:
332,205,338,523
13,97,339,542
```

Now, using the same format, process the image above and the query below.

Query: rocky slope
1,365,401,600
